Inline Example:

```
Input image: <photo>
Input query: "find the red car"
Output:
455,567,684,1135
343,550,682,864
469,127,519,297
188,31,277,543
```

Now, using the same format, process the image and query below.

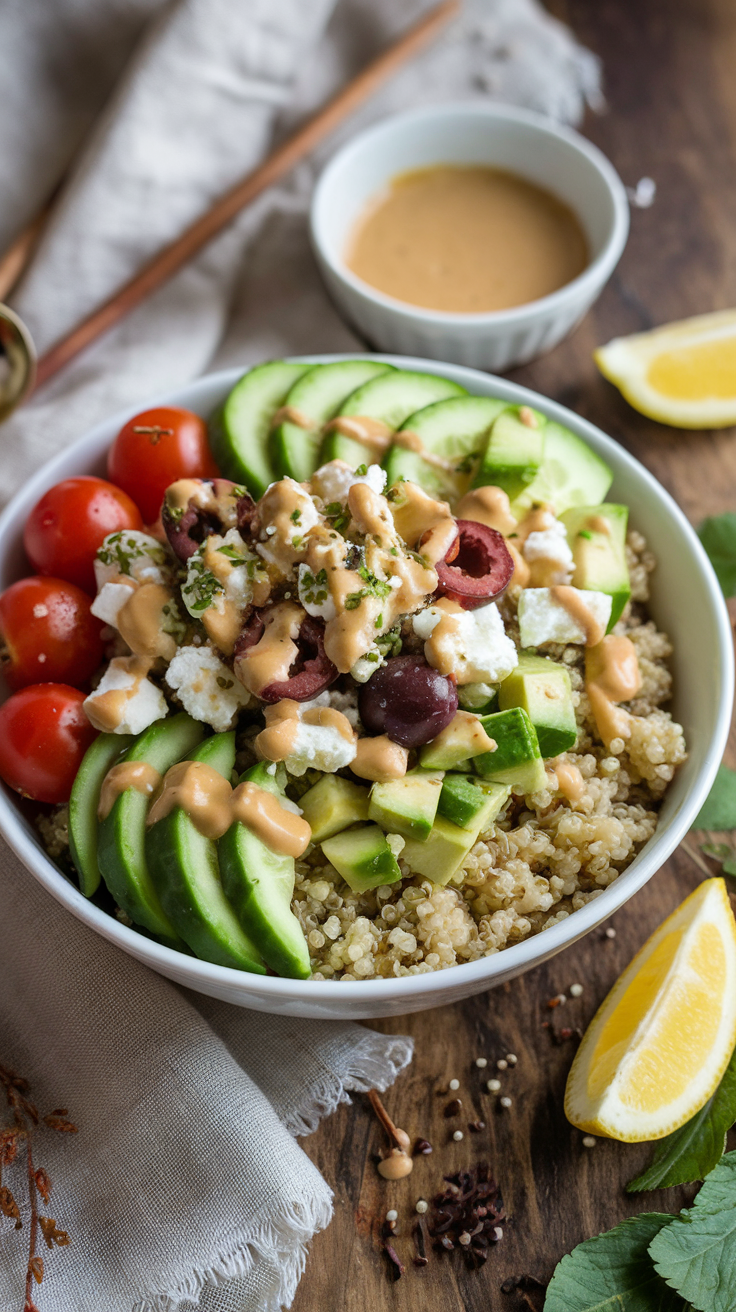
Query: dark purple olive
234,611,338,703
435,519,514,610
162,478,251,562
358,655,458,749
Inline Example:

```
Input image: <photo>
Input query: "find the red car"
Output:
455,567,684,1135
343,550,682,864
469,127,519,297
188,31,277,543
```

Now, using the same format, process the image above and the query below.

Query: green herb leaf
628,1049,736,1192
692,765,736,830
545,1213,689,1311
698,513,736,597
649,1151,736,1311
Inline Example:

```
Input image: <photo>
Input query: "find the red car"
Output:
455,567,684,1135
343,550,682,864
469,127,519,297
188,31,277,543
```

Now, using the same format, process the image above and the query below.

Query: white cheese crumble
297,562,337,621
84,658,167,735
281,694,357,777
165,644,253,732
414,602,518,685
181,529,264,621
312,459,387,506
94,530,172,589
351,645,387,683
522,521,574,584
90,580,136,627
518,587,613,647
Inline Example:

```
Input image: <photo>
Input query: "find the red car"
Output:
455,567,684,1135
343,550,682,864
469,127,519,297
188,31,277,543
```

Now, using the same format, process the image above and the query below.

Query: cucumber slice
385,396,506,497
208,360,309,496
145,733,265,973
218,763,310,979
69,732,134,897
321,369,466,468
509,420,613,517
97,713,205,944
272,359,392,483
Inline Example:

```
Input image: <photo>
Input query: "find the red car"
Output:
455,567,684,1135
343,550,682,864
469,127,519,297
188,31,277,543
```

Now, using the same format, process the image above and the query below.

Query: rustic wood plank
293,0,736,1306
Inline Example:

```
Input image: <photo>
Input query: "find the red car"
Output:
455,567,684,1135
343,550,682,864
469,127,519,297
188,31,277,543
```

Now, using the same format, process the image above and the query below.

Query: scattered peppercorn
468,1120,486,1132
413,1137,433,1156
475,1057,488,1069
415,1199,428,1214
496,1058,508,1071
444,1098,462,1118
569,982,584,997
582,1136,597,1149
499,1097,512,1109
605,927,616,939
448,1079,460,1091
453,1130,464,1141
386,1209,398,1222
486,1079,501,1093
506,1054,518,1066
428,1163,505,1268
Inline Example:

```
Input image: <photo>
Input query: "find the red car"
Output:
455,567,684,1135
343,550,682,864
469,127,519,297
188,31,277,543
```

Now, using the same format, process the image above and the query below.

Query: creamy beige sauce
455,485,517,537
323,415,393,457
166,478,239,530
145,759,311,855
351,735,409,782
117,582,178,661
389,482,457,565
549,759,586,805
98,760,162,820
550,585,607,646
256,480,315,575
271,405,314,430
393,429,455,473
585,634,641,747
585,515,611,535
507,542,531,590
84,656,153,733
428,710,496,759
420,597,493,684
346,165,588,314
234,601,304,696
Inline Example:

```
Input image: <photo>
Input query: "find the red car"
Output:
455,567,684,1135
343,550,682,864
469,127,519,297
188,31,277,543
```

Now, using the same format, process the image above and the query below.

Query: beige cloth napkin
0,1,601,1308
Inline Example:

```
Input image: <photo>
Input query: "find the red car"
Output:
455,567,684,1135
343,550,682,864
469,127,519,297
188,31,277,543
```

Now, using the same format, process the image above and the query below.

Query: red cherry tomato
24,476,143,593
0,684,98,803
107,406,219,524
0,576,105,691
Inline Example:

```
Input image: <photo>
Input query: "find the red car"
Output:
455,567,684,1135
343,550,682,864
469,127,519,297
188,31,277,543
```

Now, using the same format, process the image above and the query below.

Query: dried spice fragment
427,1164,506,1268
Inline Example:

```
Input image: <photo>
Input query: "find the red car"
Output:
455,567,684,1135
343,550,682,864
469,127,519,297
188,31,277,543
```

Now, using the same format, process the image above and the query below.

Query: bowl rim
310,102,631,328
0,354,731,1007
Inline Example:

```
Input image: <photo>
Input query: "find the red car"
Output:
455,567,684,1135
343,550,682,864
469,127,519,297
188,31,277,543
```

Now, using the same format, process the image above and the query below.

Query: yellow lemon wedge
564,878,736,1142
595,309,736,428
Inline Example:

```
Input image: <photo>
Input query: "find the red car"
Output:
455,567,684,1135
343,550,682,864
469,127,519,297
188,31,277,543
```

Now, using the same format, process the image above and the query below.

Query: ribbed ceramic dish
0,355,730,1019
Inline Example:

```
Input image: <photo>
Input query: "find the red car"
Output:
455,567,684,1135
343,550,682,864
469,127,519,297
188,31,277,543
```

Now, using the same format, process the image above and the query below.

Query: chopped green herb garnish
355,463,368,476
324,501,350,534
290,509,301,524
578,529,593,540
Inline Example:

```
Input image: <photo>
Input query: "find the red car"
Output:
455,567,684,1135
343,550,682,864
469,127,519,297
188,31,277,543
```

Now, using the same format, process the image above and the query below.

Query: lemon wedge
564,878,736,1142
595,309,736,428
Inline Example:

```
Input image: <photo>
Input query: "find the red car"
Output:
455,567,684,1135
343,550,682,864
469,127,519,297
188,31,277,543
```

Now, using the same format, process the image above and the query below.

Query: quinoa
293,530,686,980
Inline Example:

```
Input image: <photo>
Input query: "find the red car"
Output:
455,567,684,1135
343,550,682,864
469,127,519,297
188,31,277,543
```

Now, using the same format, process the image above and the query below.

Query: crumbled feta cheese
458,681,495,710
94,530,172,588
90,579,136,627
386,833,406,857
298,562,336,621
323,687,361,728
518,587,613,646
351,645,386,683
165,644,253,731
312,459,387,505
523,520,574,584
181,529,265,621
281,695,357,776
84,658,167,734
412,608,442,640
416,602,518,685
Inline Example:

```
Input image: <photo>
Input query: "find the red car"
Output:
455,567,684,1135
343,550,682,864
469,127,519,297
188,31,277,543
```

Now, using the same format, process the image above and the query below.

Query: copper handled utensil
0,0,459,423
0,307,36,421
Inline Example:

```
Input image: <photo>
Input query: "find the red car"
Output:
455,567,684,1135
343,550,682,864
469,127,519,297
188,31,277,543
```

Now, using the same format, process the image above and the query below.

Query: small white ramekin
310,103,630,372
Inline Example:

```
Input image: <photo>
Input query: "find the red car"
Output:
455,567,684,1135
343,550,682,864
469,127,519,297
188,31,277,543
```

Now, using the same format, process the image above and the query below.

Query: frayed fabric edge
132,1188,333,1312
282,1028,414,1138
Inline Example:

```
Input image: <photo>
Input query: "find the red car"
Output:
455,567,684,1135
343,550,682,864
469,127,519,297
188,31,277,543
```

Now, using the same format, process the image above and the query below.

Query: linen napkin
0,1,602,1309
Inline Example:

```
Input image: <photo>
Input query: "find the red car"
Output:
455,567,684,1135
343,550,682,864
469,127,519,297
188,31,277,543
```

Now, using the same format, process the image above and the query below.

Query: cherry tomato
0,684,98,803
24,476,143,593
107,406,219,523
0,576,104,691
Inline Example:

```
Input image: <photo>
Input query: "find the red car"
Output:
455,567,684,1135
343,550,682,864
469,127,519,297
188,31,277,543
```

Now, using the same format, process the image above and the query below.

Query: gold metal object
0,305,35,421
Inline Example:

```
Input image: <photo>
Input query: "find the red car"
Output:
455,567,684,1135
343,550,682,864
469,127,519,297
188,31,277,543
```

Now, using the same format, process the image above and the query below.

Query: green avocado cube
402,785,510,885
560,503,631,630
498,654,577,758
320,825,401,893
419,711,497,771
300,775,370,843
473,706,548,792
368,771,444,842
473,406,546,499
439,774,510,831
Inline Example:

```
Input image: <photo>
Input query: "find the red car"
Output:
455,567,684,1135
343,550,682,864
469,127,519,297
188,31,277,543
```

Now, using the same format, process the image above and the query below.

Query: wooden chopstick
0,201,53,301
34,0,459,391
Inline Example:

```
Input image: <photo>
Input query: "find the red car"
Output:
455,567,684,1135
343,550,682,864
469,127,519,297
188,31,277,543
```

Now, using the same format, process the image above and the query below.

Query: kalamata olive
358,655,458,749
162,477,245,561
234,611,338,703
435,519,514,610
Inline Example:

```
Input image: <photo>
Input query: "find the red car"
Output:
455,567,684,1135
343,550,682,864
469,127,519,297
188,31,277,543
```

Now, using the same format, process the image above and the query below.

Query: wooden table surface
292,1,736,1307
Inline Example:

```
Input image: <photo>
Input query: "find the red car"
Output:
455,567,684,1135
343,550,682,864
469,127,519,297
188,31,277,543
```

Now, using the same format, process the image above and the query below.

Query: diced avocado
368,771,444,842
458,683,498,715
208,360,309,496
499,654,577,758
560,504,631,629
300,774,370,842
473,707,548,792
69,731,134,897
510,421,613,518
218,762,310,979
97,713,205,944
402,786,510,885
146,733,265,973
320,825,401,894
419,710,497,771
439,774,511,831
473,406,546,499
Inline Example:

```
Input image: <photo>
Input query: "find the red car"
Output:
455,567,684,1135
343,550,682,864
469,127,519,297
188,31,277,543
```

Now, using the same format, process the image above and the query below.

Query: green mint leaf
628,1049,736,1192
698,513,736,597
702,844,734,862
692,765,736,830
649,1151,736,1311
545,1212,689,1311
723,856,736,877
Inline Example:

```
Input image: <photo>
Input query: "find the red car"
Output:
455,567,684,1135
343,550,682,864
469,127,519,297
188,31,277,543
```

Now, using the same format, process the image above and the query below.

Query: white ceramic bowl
311,104,630,372
0,356,730,1020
